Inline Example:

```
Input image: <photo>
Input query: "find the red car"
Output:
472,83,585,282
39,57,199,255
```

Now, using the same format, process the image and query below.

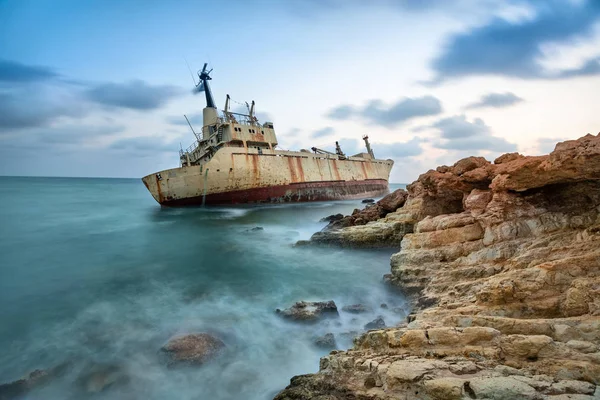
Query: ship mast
194,63,216,109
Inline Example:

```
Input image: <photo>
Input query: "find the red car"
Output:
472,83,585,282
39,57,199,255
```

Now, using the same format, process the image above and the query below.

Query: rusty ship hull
142,147,393,206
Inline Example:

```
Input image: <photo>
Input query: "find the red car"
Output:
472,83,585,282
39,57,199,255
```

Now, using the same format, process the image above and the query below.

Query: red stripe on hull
160,179,389,206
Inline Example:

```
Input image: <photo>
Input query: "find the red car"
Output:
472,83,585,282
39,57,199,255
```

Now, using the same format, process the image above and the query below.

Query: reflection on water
0,178,408,399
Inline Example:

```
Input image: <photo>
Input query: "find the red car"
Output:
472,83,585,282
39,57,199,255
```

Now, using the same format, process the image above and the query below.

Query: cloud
431,0,600,82
0,125,125,155
0,59,58,83
327,105,354,120
0,59,183,132
326,96,442,127
433,115,490,139
431,115,517,152
557,56,600,78
311,126,334,138
167,113,203,127
465,92,524,109
85,80,180,110
536,137,564,154
436,135,517,152
329,136,423,159
108,136,180,155
373,137,424,159
0,86,87,129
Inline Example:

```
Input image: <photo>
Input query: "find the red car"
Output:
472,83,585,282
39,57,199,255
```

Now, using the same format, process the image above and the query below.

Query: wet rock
77,364,128,394
0,364,68,400
380,303,388,309
364,317,386,330
341,304,372,314
361,198,375,204
313,333,336,349
276,300,338,322
160,333,225,366
319,213,344,223
246,226,264,232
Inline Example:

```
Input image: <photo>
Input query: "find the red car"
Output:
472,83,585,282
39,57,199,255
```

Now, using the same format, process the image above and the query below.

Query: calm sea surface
0,177,407,400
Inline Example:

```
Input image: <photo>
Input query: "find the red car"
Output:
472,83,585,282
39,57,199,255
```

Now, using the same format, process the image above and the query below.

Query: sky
1,0,599,183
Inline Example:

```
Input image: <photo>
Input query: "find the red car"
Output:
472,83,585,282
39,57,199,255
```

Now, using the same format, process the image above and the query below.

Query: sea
0,177,408,400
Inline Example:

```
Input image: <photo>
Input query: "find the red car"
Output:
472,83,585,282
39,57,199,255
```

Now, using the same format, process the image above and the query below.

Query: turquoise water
0,177,407,399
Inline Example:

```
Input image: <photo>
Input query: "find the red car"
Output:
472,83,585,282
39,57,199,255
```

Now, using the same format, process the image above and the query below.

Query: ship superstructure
142,64,393,206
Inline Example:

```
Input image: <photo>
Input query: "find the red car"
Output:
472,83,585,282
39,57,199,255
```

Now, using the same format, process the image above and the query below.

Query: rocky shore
276,133,600,399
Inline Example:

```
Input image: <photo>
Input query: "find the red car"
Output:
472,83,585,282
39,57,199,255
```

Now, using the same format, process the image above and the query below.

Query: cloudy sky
1,0,599,182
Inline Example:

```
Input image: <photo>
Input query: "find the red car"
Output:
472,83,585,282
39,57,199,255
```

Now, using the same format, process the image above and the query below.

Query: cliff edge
278,133,600,399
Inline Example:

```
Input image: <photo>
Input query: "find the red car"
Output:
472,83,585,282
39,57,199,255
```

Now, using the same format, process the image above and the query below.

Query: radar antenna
192,63,216,109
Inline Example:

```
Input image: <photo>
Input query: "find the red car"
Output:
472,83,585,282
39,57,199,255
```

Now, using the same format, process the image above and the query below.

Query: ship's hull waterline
142,148,393,206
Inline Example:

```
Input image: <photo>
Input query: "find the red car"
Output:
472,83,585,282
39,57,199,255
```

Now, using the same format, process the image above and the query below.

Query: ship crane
311,147,335,155
311,142,347,160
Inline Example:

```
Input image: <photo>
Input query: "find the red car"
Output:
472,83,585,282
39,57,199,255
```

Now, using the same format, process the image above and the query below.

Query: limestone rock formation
276,300,339,322
276,133,600,399
160,333,225,366
305,189,410,247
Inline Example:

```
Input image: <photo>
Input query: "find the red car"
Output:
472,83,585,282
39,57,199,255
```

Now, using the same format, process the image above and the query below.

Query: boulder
377,189,408,213
313,333,336,349
276,300,338,322
160,333,225,366
364,317,386,330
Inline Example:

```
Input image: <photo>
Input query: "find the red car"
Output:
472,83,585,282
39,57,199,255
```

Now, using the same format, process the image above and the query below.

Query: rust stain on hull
331,160,342,181
295,157,305,182
287,157,298,182
160,179,389,206
155,175,164,203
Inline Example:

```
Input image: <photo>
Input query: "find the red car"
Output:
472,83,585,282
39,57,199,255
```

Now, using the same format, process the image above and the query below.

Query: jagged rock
364,317,385,330
313,333,336,349
319,213,343,223
377,189,408,213
160,333,225,366
302,189,410,247
275,134,600,400
341,304,372,314
276,300,338,322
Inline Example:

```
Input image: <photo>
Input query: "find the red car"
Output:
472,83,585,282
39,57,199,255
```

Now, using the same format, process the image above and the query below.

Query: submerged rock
160,333,225,366
77,364,128,394
246,226,264,232
341,304,372,314
313,333,336,349
361,198,375,204
276,300,338,322
364,317,386,330
0,364,68,400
